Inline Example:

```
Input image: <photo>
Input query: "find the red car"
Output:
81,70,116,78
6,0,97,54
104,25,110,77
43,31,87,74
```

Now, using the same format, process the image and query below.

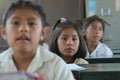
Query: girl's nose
19,23,29,32
94,29,100,34
67,39,73,45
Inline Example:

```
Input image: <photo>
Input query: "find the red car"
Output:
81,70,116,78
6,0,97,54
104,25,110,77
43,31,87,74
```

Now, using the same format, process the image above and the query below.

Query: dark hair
2,0,47,27
75,19,85,30
82,15,110,42
49,18,86,59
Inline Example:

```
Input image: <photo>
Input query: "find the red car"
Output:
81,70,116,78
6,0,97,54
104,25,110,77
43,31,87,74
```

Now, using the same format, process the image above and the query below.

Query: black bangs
3,0,46,27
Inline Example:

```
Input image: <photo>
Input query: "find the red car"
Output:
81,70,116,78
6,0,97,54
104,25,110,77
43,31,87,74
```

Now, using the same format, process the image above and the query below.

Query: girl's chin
65,53,75,56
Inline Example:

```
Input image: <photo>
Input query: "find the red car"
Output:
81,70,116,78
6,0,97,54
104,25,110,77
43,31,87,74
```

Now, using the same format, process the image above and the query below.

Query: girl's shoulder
98,42,113,55
74,58,89,64
98,42,110,49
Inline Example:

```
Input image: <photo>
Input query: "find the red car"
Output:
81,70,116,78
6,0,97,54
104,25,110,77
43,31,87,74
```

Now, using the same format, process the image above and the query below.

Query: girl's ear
0,26,2,32
82,29,86,36
0,26,7,40
39,28,45,44
43,27,50,41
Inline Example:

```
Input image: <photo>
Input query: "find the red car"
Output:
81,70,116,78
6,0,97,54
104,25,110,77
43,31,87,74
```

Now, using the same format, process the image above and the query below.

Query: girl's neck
86,41,98,54
61,55,75,63
12,52,35,70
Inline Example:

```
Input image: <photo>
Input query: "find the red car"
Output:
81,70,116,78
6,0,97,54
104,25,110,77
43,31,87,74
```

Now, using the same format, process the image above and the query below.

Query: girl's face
1,7,43,54
57,27,79,57
83,21,103,43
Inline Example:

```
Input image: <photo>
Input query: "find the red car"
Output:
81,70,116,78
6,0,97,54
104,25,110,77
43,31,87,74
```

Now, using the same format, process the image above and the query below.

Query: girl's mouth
16,35,30,41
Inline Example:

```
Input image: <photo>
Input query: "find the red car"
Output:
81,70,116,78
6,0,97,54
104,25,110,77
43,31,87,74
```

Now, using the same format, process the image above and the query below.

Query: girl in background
49,18,88,64
82,15,113,58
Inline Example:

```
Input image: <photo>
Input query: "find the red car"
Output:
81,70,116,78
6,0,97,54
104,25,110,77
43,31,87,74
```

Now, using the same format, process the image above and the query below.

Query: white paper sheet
67,63,85,71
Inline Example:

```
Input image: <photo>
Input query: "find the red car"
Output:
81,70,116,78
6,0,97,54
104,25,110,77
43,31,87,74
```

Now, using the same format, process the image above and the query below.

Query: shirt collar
86,42,102,58
0,45,54,72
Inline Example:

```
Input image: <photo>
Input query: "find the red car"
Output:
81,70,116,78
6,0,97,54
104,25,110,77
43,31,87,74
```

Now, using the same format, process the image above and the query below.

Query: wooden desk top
72,63,120,80
85,55,120,63
79,63,120,72
86,54,120,59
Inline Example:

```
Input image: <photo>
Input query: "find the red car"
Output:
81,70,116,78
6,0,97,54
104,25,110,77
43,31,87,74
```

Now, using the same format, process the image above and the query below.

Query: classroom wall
41,0,82,26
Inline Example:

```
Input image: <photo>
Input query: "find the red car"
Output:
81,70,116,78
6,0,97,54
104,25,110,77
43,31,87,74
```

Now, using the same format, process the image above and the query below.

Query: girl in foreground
0,1,74,80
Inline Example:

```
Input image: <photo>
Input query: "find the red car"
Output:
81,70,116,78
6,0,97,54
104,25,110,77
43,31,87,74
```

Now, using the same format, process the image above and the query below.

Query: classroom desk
72,63,120,80
112,48,120,55
85,55,120,64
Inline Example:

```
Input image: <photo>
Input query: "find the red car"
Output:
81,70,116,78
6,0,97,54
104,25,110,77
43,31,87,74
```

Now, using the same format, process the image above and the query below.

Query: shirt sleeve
54,58,75,80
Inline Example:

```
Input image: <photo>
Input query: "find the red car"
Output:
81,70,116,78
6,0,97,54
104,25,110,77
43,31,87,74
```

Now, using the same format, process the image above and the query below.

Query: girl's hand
34,73,47,80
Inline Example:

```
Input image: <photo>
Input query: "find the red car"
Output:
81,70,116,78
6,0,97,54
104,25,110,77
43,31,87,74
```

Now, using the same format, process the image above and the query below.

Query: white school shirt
86,42,113,58
0,45,74,80
42,43,49,50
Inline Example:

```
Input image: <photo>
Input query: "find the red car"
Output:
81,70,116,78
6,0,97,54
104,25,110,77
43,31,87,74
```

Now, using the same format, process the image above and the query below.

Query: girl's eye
92,26,97,29
62,37,67,41
28,22,37,26
72,37,78,41
99,28,103,31
11,21,20,26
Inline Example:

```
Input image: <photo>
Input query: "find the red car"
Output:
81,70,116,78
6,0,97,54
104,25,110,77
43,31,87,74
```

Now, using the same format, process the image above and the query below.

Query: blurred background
0,0,120,53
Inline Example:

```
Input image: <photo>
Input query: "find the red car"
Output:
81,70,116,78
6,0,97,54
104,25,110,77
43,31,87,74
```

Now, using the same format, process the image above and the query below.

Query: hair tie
60,18,67,23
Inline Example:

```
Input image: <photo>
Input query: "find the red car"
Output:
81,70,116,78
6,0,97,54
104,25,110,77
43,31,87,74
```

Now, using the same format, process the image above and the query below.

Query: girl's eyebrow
61,35,67,37
61,34,78,37
91,26,97,27
10,16,37,20
10,16,20,20
72,35,78,37
27,17,38,20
